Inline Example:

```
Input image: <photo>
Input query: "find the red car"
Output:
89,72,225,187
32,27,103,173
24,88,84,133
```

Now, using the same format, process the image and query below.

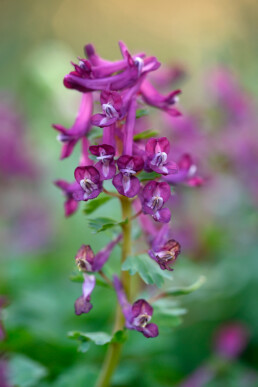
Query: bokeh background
1,0,258,386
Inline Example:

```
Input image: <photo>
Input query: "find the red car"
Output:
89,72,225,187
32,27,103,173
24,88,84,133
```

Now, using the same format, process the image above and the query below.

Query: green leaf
122,254,173,288
83,194,113,215
111,330,128,344
138,171,161,182
165,276,206,296
68,331,112,346
133,129,159,140
8,354,48,387
88,217,128,233
78,341,91,353
154,299,187,316
135,108,149,119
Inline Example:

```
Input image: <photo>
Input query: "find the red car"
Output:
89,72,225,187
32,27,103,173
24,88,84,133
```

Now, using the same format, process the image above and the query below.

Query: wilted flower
74,236,121,315
75,235,122,272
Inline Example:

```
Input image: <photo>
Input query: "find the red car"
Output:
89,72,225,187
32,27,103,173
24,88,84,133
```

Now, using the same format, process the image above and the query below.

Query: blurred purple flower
114,276,158,338
54,180,79,217
141,79,181,116
214,322,248,359
165,154,203,186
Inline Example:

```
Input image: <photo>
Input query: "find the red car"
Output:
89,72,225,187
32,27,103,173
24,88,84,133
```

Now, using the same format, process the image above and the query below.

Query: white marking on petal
134,57,144,76
133,313,151,328
122,175,131,194
188,165,197,177
102,103,119,118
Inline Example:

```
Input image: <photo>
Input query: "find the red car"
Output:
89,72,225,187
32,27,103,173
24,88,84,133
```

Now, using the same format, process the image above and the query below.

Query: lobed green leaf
83,194,113,215
68,331,112,346
8,354,48,387
165,275,206,296
88,217,128,233
122,254,172,288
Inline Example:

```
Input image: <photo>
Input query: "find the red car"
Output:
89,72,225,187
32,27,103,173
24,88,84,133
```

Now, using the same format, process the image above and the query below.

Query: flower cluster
54,42,202,339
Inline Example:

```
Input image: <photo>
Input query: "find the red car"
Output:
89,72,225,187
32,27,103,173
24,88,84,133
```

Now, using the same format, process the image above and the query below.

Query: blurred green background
0,0,258,386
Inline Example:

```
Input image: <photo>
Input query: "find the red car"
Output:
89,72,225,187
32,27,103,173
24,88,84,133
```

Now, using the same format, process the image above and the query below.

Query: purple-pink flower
145,137,178,175
53,93,93,159
214,322,248,359
74,274,96,315
165,154,203,186
91,90,123,127
112,155,144,197
74,236,121,315
141,79,181,116
114,277,158,338
140,181,171,223
89,144,116,180
73,166,102,201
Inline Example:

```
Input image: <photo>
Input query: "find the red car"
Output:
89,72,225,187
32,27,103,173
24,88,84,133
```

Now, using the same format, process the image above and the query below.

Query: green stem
95,196,132,387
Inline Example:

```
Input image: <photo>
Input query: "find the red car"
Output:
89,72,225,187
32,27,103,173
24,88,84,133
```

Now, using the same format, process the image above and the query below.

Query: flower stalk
95,196,132,387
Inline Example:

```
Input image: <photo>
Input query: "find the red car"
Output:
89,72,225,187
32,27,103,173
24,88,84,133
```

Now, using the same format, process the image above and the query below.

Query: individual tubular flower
112,155,144,197
74,274,96,315
53,93,93,159
118,41,160,77
75,235,122,272
74,236,122,315
89,144,116,180
114,276,158,338
91,90,123,127
140,79,181,116
164,154,203,186
140,181,171,223
149,239,181,271
145,137,178,175
54,180,79,217
73,166,102,201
